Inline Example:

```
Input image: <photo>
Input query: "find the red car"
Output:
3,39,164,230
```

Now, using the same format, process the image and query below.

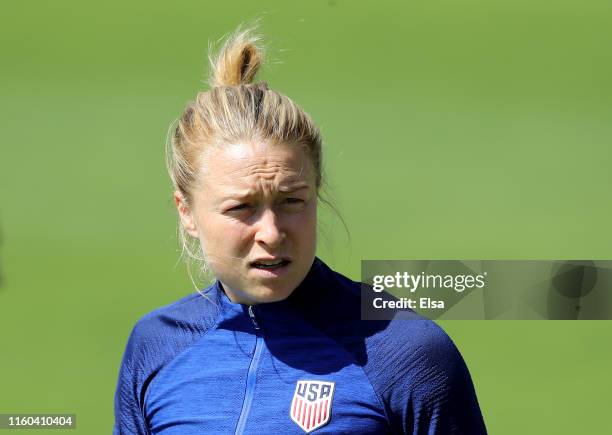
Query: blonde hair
166,24,326,285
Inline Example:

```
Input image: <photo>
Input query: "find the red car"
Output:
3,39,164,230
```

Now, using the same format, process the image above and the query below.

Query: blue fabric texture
114,257,487,434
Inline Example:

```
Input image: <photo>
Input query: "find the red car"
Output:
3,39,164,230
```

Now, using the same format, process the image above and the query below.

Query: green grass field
1,1,611,433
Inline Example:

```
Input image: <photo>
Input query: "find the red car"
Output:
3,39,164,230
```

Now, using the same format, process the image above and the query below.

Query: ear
173,190,199,238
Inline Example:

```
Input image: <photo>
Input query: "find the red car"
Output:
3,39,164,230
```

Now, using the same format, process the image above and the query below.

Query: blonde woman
113,25,487,435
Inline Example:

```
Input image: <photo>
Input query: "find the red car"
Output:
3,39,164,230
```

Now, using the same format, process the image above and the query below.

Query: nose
254,208,285,248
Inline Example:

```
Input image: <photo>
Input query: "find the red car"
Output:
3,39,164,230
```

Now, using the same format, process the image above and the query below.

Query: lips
250,258,291,270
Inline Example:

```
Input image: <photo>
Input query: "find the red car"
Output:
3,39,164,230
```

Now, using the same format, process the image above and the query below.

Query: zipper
234,305,263,435
247,305,260,330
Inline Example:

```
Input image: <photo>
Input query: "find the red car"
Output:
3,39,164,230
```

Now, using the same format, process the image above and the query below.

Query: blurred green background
1,0,611,433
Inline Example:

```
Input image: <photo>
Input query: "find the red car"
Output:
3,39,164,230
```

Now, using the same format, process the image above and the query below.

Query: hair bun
208,25,264,88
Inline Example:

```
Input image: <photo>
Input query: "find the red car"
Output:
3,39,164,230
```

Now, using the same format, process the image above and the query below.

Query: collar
207,256,329,333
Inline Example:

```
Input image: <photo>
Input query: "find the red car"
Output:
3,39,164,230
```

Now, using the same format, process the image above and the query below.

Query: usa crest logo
290,380,335,433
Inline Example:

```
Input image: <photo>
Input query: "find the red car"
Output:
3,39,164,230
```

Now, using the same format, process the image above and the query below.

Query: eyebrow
223,184,310,200
278,184,309,193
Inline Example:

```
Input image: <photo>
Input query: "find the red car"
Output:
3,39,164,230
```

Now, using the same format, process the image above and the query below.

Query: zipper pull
248,305,260,330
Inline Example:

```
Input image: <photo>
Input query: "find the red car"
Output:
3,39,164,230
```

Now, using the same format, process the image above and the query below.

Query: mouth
250,258,292,271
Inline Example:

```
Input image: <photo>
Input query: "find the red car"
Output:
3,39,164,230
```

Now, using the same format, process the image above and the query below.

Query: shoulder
368,315,466,392
315,260,463,368
304,261,486,432
117,287,221,393
122,289,219,366
368,317,486,433
114,289,221,434
301,259,464,375
129,291,216,339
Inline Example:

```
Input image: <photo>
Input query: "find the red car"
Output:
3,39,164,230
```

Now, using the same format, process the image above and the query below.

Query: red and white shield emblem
290,380,335,433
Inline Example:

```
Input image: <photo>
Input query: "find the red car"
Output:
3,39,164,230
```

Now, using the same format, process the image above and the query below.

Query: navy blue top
114,257,487,434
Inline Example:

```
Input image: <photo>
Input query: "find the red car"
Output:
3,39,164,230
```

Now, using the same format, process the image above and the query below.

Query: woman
114,25,487,434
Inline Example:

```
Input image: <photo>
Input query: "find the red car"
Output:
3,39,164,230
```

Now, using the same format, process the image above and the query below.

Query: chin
251,282,296,303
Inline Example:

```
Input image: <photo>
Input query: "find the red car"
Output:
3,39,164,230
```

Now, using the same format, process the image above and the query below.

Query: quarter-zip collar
208,256,327,334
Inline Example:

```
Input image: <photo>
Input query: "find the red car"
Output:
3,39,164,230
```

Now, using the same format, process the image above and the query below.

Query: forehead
198,141,313,192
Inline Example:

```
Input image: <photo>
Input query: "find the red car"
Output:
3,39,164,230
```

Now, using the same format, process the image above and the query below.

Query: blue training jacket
114,257,487,434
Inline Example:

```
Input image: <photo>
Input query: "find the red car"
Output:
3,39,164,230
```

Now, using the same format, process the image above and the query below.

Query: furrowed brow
278,183,310,193
222,189,256,201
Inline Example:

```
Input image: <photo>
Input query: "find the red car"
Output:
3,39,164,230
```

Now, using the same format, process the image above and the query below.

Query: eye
227,203,251,212
284,198,304,204
281,198,306,211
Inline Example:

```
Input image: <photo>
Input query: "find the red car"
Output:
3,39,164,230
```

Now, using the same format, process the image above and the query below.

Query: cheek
199,214,251,253
287,202,317,237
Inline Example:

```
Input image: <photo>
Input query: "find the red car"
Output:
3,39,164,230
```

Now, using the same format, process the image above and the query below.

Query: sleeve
113,324,150,435
381,322,487,435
